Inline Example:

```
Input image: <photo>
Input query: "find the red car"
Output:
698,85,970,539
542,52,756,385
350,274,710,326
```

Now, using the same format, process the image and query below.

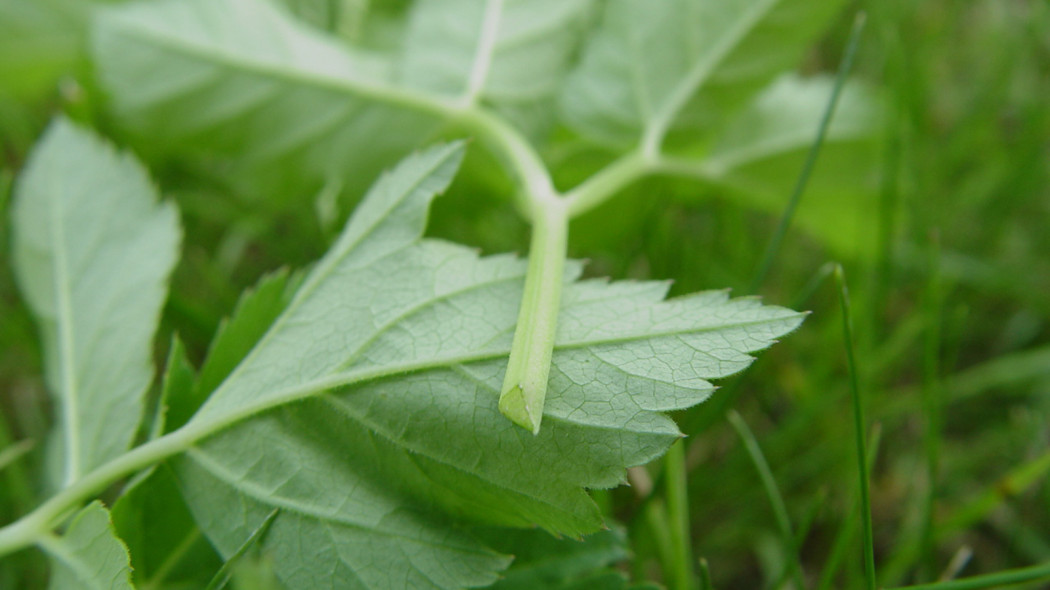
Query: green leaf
11,117,181,490
112,467,221,589
171,142,803,588
706,74,877,173
399,0,593,133
477,527,629,590
685,73,883,257
164,269,300,433
150,336,196,440
92,0,444,204
559,0,845,150
41,501,134,590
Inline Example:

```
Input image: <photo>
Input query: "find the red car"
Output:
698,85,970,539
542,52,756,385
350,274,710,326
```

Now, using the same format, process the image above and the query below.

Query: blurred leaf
400,0,593,134
699,73,883,257
11,118,180,490
559,0,845,148
92,0,441,205
42,501,133,590
0,0,85,99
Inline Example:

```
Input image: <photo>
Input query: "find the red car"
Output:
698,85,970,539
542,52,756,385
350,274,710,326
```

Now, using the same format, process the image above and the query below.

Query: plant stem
564,151,652,218
664,440,696,590
498,198,569,433
454,107,557,216
0,423,202,557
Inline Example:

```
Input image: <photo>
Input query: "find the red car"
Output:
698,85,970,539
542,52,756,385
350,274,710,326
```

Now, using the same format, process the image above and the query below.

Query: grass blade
834,264,876,590
887,561,1050,590
749,12,868,293
816,425,883,590
726,410,805,590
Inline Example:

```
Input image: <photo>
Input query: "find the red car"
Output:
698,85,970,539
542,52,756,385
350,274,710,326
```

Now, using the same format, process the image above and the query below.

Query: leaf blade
559,0,845,149
400,0,593,132
42,502,134,590
92,0,447,204
171,143,803,588
12,118,181,489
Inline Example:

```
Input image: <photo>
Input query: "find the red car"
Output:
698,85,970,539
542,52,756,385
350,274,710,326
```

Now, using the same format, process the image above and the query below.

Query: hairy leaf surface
559,0,845,148
11,118,180,489
174,143,803,588
42,502,133,590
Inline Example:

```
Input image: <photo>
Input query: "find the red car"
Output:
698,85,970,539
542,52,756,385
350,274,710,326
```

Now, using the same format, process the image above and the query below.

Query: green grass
1,0,1048,588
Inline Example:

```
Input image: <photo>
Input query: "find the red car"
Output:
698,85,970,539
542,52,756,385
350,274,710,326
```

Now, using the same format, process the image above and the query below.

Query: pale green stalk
664,440,697,590
0,424,200,556
498,198,569,433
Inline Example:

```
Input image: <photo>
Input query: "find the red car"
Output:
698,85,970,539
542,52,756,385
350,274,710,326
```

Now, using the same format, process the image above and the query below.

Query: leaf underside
43,502,134,590
76,0,837,587
173,143,804,589
11,117,180,491
559,0,846,147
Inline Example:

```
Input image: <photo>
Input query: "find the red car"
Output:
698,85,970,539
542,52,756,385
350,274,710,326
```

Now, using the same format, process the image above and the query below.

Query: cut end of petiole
499,383,543,435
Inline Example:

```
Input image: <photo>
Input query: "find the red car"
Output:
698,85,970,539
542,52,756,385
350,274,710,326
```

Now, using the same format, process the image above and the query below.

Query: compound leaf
11,117,180,490
174,142,803,589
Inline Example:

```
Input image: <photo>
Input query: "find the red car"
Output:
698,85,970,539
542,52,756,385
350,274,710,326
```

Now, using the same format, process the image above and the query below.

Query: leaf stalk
498,197,569,433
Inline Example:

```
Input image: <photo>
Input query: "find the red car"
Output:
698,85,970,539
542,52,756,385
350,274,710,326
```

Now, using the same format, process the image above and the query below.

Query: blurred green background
2,0,1048,588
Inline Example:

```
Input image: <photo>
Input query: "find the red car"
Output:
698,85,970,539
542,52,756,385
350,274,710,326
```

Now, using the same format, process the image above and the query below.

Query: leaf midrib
105,13,457,119
48,170,81,486
198,147,460,417
643,0,780,151
187,306,804,441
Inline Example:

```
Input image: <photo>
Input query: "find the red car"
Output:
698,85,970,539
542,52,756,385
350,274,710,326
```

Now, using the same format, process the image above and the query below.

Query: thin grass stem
698,558,714,590
816,425,882,590
887,561,1050,590
834,264,876,590
726,410,806,590
748,12,867,293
